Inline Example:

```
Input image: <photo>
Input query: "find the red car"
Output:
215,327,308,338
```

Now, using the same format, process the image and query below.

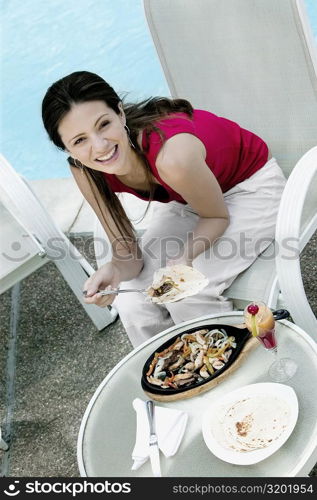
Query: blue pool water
1,0,317,180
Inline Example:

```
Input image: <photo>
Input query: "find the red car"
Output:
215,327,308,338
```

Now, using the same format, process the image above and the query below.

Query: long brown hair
42,71,193,245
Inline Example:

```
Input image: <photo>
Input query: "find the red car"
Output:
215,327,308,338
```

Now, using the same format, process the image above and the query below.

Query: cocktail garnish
247,304,259,337
247,304,259,315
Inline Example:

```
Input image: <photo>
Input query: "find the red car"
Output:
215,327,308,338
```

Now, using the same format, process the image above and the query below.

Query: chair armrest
275,146,317,335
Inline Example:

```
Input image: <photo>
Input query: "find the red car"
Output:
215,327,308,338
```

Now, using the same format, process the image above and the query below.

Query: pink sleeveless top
103,109,268,203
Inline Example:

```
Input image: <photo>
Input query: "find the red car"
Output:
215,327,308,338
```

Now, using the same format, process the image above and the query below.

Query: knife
146,400,162,477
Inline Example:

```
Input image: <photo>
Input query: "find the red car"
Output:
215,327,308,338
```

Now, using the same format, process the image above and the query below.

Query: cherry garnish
247,304,259,315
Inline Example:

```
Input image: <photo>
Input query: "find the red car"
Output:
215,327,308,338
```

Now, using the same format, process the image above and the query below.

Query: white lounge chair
135,0,317,335
0,154,117,330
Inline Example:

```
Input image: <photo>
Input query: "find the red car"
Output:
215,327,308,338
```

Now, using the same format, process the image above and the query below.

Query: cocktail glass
244,301,297,382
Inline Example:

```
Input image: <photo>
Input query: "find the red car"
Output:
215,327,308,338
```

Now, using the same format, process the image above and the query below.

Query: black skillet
141,309,290,396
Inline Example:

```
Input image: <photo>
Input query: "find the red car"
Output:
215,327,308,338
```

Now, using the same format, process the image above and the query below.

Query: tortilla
146,264,209,304
215,395,291,452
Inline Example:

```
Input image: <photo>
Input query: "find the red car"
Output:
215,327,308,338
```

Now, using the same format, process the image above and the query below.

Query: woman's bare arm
156,133,230,264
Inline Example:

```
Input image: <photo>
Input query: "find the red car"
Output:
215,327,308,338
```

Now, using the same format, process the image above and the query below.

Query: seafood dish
141,323,251,396
145,328,236,388
146,264,209,304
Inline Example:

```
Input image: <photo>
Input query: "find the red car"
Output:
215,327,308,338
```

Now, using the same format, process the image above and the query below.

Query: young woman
42,71,286,347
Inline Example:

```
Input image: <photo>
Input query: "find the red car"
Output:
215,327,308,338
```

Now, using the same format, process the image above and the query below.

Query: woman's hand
83,262,121,308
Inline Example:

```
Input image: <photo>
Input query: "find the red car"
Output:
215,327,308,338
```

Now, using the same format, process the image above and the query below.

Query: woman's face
58,100,133,175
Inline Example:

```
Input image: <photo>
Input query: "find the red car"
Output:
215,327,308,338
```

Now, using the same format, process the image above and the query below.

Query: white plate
202,382,298,465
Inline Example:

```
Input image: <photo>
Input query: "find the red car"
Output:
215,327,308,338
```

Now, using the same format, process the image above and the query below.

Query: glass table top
78,313,317,477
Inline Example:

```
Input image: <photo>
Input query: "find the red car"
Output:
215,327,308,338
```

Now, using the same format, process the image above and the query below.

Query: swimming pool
1,0,317,180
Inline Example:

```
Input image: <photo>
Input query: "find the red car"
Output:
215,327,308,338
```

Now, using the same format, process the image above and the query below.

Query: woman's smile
95,144,119,164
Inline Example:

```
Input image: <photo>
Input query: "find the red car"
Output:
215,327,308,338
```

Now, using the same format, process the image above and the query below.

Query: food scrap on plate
218,395,291,452
146,264,209,304
201,383,298,465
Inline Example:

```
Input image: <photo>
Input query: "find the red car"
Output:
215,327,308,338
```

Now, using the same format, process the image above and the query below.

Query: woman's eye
100,120,109,128
74,137,84,146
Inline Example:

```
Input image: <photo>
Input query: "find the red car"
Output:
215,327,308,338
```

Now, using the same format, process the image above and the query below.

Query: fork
83,287,147,296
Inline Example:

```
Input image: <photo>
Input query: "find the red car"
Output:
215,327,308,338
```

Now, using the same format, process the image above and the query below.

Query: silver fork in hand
83,287,147,296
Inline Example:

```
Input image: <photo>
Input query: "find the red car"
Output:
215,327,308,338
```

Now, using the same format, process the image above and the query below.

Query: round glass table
77,312,317,477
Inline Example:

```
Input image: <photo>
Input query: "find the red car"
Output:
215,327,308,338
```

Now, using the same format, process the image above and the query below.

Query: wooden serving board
143,335,259,402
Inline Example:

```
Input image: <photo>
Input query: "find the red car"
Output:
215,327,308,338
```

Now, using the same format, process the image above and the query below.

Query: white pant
114,158,286,347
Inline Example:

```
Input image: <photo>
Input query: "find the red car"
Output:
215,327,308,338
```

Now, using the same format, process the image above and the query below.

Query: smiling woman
42,71,194,245
42,70,286,347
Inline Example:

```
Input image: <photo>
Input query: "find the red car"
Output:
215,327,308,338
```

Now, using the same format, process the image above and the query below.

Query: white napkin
131,397,188,470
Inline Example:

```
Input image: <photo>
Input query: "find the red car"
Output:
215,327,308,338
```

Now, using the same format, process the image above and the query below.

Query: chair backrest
0,154,115,330
143,0,317,178
0,154,94,286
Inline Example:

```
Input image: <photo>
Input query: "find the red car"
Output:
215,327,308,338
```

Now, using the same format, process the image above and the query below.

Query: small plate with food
141,322,257,401
146,264,209,304
201,382,298,465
